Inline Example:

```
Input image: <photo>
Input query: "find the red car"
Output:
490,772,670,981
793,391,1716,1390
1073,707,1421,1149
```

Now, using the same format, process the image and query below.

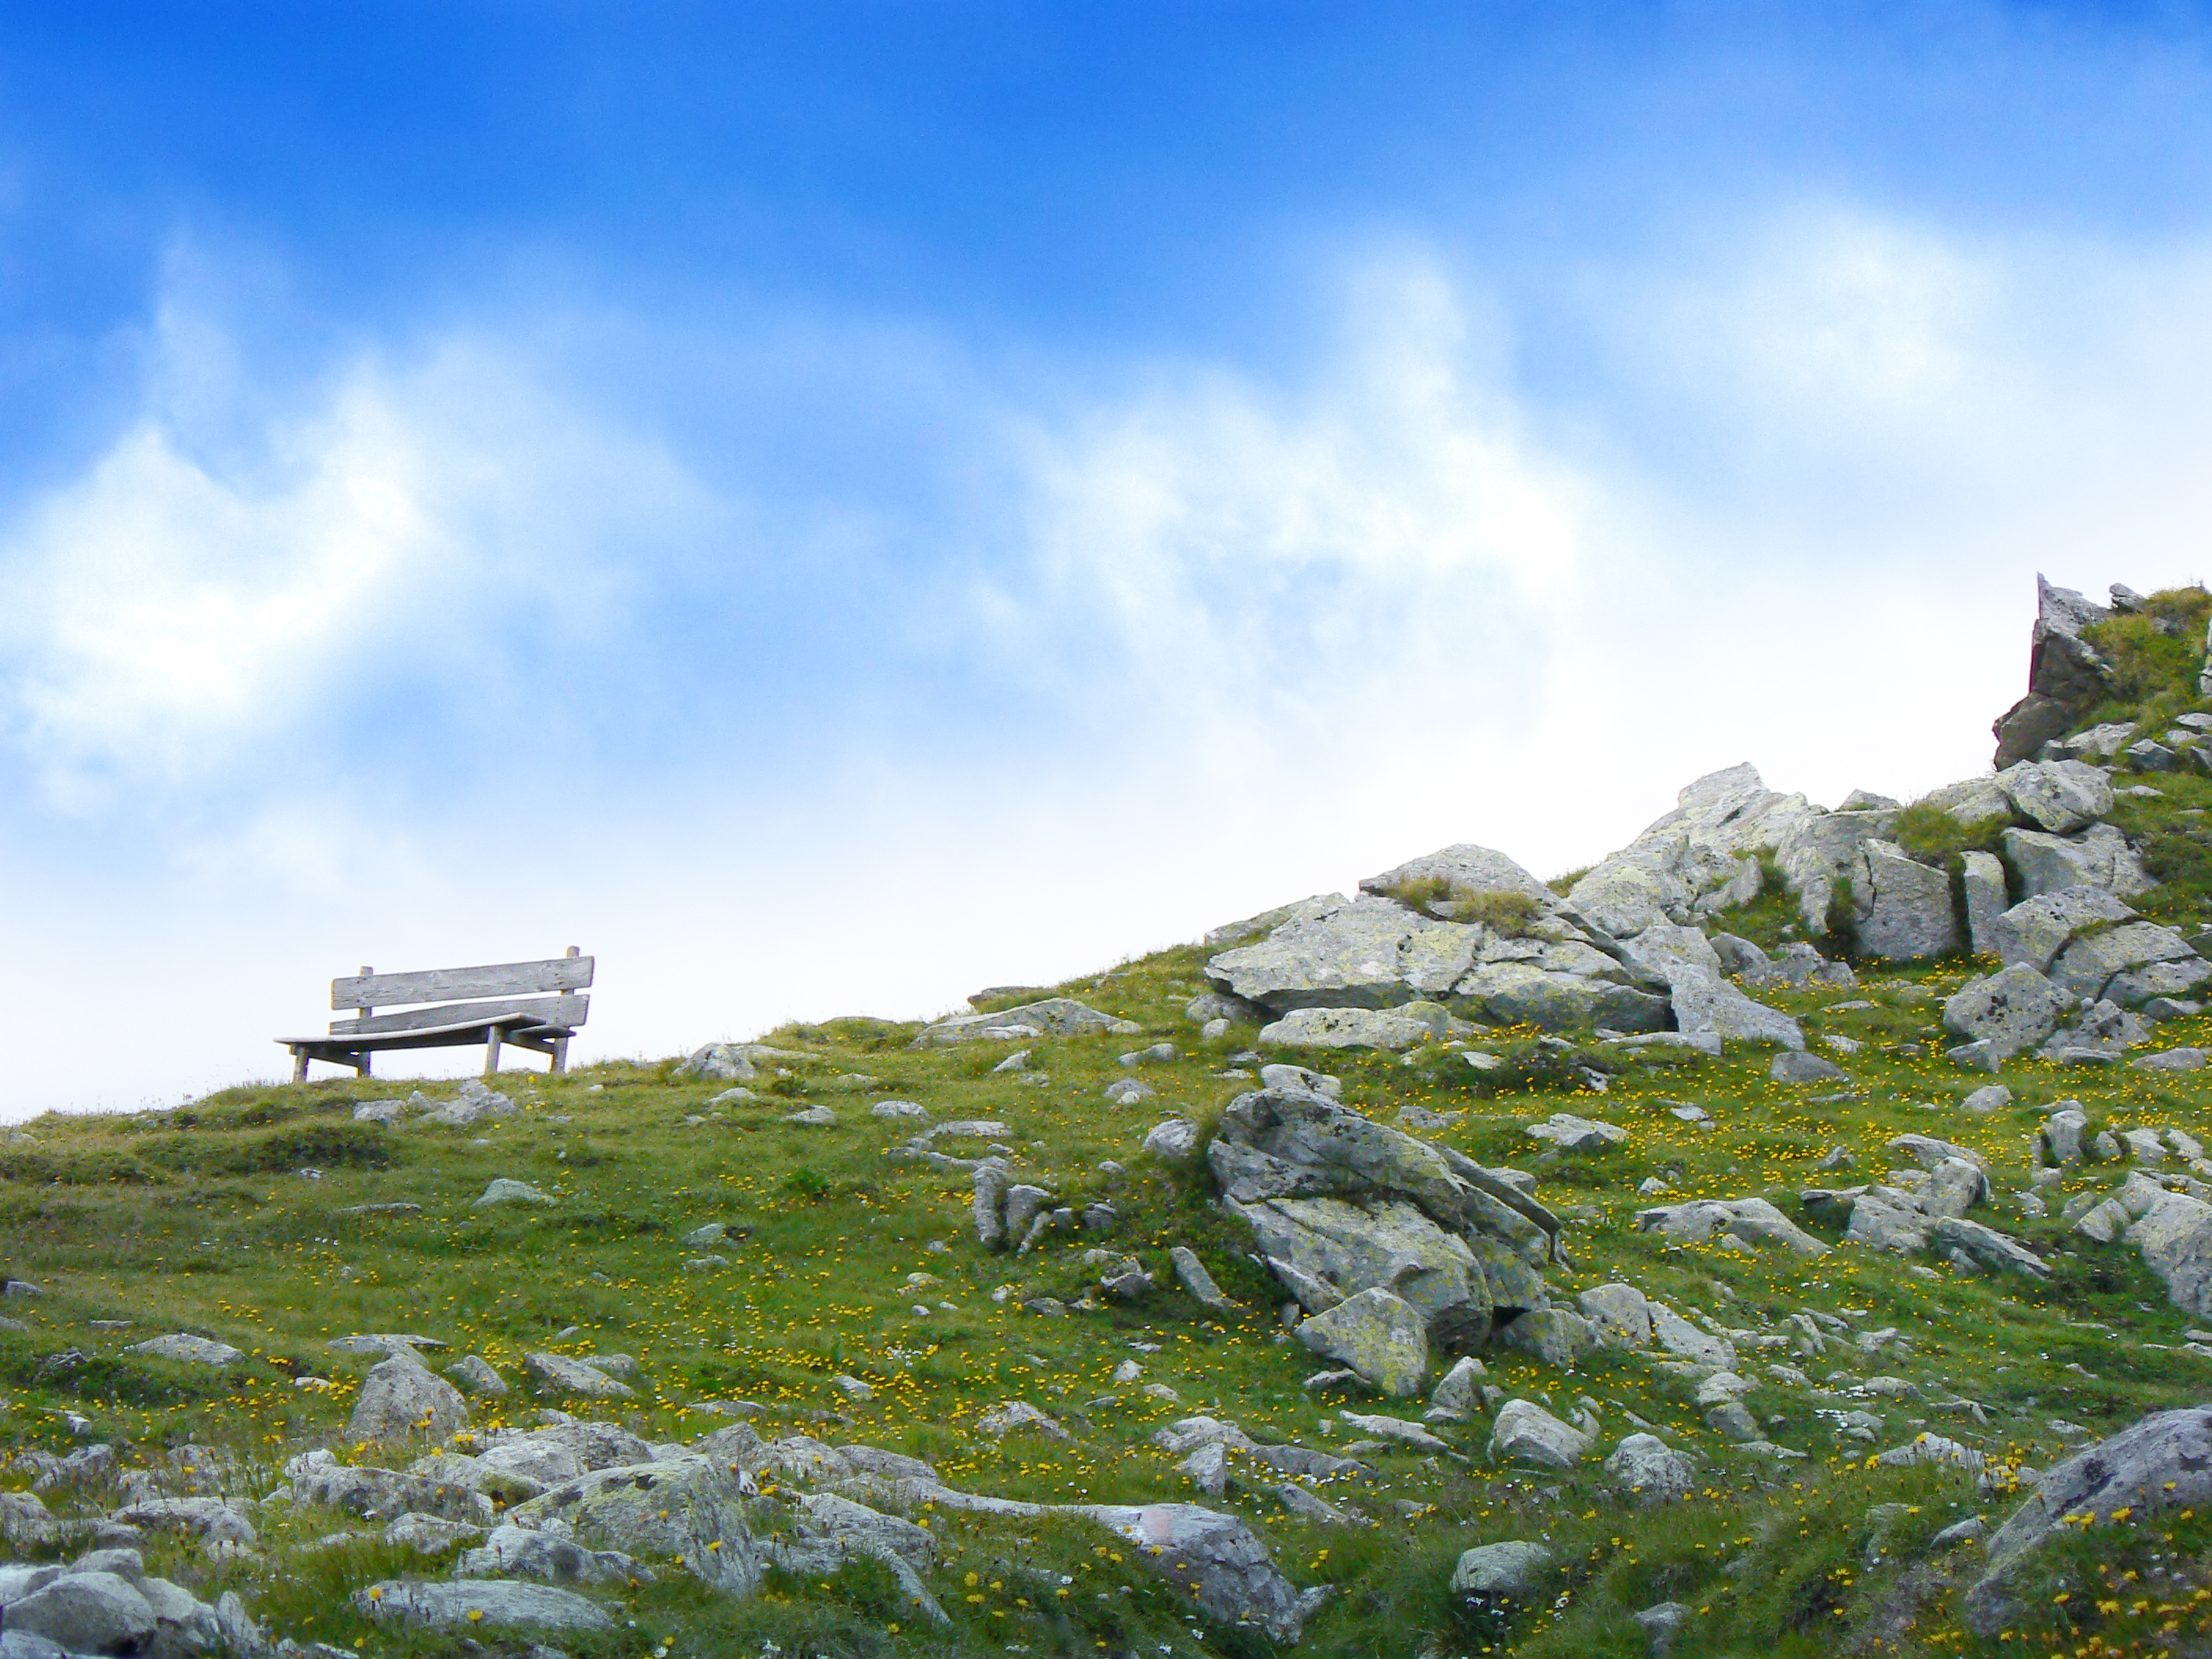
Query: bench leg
292,1048,308,1086
552,1035,569,1075
359,1053,372,1078
485,1026,503,1077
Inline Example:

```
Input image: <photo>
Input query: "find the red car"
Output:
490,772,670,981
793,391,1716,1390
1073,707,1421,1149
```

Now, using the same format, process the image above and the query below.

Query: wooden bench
279,948,594,1082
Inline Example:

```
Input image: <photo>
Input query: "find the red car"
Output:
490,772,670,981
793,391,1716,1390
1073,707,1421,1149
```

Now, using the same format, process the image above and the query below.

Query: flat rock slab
523,1353,636,1400
127,1334,243,1365
474,1179,555,1207
354,1578,614,1633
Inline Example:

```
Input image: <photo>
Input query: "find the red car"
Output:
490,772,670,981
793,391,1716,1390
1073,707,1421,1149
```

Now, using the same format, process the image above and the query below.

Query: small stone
473,1179,555,1207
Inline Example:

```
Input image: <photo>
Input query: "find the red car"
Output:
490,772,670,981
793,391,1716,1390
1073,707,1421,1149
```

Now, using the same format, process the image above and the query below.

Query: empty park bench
279,948,594,1082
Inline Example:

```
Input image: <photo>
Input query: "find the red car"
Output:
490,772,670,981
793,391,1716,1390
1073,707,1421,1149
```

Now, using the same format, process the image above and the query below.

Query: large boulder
1997,759,2115,835
1966,1408,2212,1634
455,1523,647,1586
1567,764,1822,937
1207,1085,1560,1354
1961,851,2009,954
2049,921,2211,1007
1775,808,1903,936
1632,1196,1827,1256
4,1571,157,1654
1988,884,2138,972
1208,894,1485,1013
1603,1433,1696,1503
1294,1287,1430,1396
524,1353,637,1401
1488,1399,1591,1469
1850,840,1960,960
1663,963,1804,1050
2127,1191,2212,1319
2005,823,2153,899
350,1353,471,1445
1942,963,2075,1063
1449,1540,1553,1598
127,1333,243,1366
1256,1005,1443,1051
1071,1503,1326,1643
507,1456,763,1595
1242,1196,1492,1347
911,998,1137,1046
1991,576,2115,768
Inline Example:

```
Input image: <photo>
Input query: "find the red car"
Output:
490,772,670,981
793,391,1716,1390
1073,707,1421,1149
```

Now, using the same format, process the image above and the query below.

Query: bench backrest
329,947,594,1037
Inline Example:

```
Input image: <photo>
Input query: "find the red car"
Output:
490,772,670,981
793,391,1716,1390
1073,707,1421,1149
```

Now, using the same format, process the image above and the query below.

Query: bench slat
330,993,588,1038
278,1014,558,1059
332,955,594,1010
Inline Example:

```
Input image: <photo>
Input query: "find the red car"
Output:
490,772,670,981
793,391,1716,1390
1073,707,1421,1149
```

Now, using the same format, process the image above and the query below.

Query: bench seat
279,950,591,1082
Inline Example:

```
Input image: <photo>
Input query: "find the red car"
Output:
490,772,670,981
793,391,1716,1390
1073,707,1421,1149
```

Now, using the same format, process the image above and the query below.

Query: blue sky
5,3,2212,1114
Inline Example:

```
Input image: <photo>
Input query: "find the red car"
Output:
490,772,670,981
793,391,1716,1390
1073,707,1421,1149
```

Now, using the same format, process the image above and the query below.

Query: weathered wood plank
331,955,592,1010
329,994,588,1038
276,1014,559,1057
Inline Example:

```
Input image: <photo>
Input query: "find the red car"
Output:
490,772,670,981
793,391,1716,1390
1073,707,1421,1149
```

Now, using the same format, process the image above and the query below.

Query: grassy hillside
5,892,2212,1659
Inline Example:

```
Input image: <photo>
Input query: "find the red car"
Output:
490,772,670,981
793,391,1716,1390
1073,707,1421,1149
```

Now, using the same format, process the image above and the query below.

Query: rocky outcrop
1566,764,1821,938
1206,1084,1562,1386
1992,576,2115,767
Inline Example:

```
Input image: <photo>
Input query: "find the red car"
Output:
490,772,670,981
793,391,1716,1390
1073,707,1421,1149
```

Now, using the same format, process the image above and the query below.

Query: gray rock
2052,921,2211,1007
0,1491,55,1547
110,1494,258,1546
456,1522,648,1585
869,1101,928,1121
1942,963,2076,1063
1071,1502,1325,1643
1207,893,1480,1012
971,1164,1009,1249
1708,933,1768,976
1605,1433,1697,1503
1990,884,2137,972
1294,1288,1430,1396
351,1353,471,1444
1488,1399,1591,1469
1426,1355,1489,1420
1496,1307,1599,1368
1449,1540,1553,1598
1961,851,2009,955
424,1079,517,1127
1776,808,1903,936
1930,1215,2046,1277
910,998,1137,1047
1633,1197,1828,1257
1257,1005,1441,1050
1203,894,1345,951
2041,1104,2089,1165
2005,823,2153,899
507,1456,760,1594
474,1178,555,1207
523,1353,636,1401
1664,962,1804,1050
1577,1283,1653,1346
2038,997,2152,1059
1169,1246,1232,1313
1141,1119,1199,1159
1998,759,2114,835
1967,1407,2212,1635
1739,940,1856,992
782,1104,836,1126
1851,840,1961,959
357,1579,615,1633
126,1333,243,1365
1961,1083,2013,1114
1771,1050,1847,1084
2128,1192,2212,1318
1577,764,1822,936
1186,990,1267,1026
1523,1112,1628,1152
2133,1047,2208,1072
4,1572,156,1654
681,1043,759,1082
1103,1077,1157,1105
1635,1600,1692,1657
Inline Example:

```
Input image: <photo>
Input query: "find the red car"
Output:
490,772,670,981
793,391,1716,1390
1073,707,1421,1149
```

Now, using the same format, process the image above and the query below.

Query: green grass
7,829,2212,1656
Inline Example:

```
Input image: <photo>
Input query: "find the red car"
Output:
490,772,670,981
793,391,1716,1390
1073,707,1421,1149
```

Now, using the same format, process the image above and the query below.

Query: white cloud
0,336,709,811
